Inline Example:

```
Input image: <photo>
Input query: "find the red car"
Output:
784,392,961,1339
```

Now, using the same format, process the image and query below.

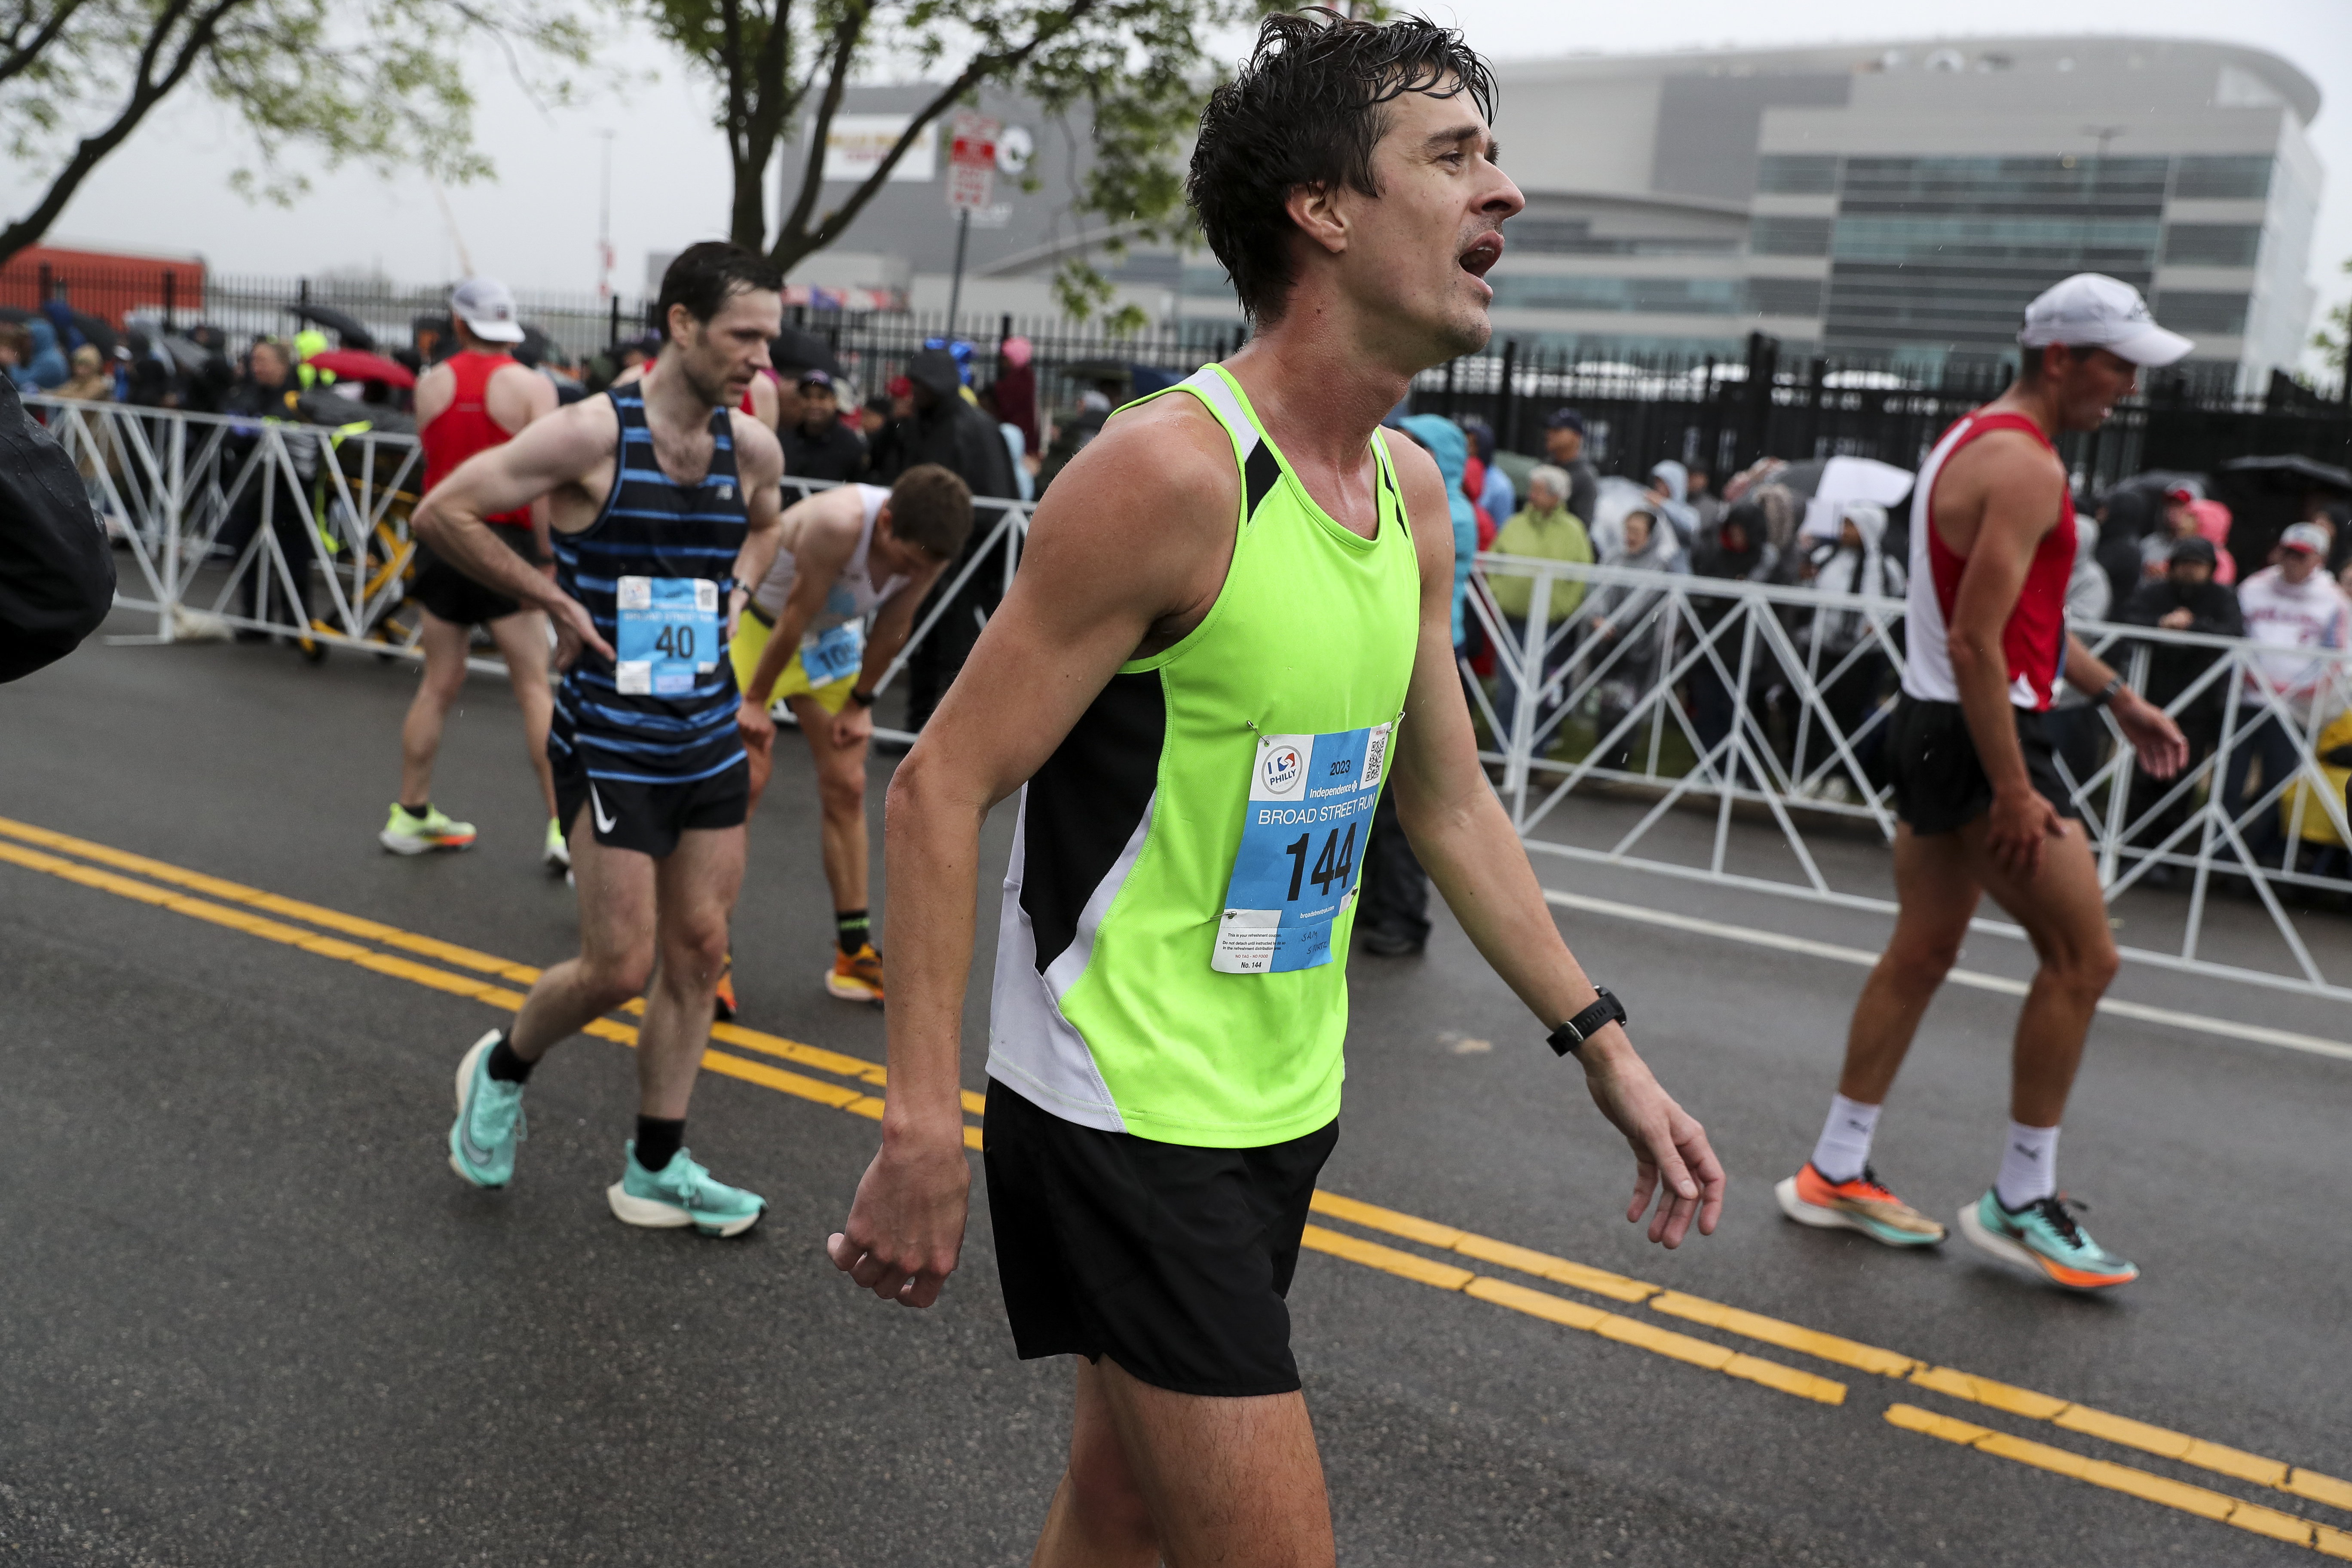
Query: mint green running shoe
607,1145,765,1237
448,1029,525,1188
1959,1188,2138,1290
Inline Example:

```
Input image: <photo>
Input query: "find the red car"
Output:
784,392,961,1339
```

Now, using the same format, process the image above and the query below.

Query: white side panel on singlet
985,789,1140,1133
1901,419,1969,704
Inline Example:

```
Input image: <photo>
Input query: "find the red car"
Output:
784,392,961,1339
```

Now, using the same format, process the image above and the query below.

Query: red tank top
421,352,531,528
1923,411,2074,712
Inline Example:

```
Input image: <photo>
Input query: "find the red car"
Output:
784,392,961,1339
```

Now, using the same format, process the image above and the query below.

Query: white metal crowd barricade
25,395,1038,725
1469,552,2352,1003
40,396,2349,1000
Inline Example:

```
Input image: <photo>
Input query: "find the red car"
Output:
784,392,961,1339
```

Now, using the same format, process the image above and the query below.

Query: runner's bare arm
728,410,789,628
1382,437,1723,1248
858,558,945,692
411,397,622,661
1943,434,2067,876
827,398,1237,1308
826,556,950,749
494,365,562,575
2058,631,2188,780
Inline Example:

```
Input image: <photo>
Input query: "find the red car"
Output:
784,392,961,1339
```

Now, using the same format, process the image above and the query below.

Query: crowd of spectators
1443,404,2352,881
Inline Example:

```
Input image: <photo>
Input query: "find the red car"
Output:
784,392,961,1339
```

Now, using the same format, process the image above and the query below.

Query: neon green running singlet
986,364,1424,1146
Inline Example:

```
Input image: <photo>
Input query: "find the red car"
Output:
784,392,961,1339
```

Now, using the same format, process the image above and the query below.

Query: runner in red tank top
381,277,566,873
1776,275,2191,1293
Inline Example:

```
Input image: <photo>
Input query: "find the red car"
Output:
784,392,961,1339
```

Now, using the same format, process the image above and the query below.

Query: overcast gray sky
6,0,2347,362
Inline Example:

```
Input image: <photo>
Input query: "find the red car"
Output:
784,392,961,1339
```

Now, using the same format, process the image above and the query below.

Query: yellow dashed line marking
1888,1405,2352,1558
4,817,2343,1542
1298,1225,1847,1405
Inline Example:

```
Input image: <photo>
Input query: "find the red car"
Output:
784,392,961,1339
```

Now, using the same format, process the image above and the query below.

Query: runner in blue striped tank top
411,243,790,1236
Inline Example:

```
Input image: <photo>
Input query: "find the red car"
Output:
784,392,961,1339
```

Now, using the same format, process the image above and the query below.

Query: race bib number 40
1213,722,1393,975
615,575,721,696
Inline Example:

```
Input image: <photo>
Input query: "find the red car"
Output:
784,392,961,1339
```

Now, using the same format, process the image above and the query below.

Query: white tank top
750,483,910,634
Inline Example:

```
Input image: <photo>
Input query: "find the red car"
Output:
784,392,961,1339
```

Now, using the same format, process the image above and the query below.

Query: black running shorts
1884,694,2076,836
410,525,543,628
552,748,749,860
982,1077,1338,1399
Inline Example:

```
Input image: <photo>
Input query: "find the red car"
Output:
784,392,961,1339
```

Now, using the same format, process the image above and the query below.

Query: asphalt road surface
5,619,2349,1566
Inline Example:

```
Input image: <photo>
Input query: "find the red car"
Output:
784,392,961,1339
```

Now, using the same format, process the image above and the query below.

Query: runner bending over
732,466,972,1004
1777,273,2190,1289
418,242,788,1236
380,277,563,865
827,15,1722,1565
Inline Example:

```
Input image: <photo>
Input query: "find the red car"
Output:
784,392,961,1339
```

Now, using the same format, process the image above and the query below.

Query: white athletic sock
1809,1094,1881,1184
1995,1121,2060,1211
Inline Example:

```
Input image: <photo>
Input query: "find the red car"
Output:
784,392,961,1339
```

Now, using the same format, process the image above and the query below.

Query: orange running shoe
1775,1161,1946,1247
827,942,884,1004
712,952,737,1023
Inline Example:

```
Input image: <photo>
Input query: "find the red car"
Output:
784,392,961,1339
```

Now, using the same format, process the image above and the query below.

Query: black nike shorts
551,746,749,860
1884,694,2076,836
409,525,543,628
982,1077,1338,1398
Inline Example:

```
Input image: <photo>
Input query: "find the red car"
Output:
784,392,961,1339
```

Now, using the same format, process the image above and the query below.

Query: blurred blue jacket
1398,413,1477,647
22,318,68,389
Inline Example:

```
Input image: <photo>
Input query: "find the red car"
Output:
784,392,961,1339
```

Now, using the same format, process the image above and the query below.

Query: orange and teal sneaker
1776,1162,1947,1247
1959,1189,2138,1290
827,942,884,1004
712,951,738,1023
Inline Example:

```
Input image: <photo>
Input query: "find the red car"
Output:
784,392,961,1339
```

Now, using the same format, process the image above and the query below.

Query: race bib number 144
1213,722,1393,975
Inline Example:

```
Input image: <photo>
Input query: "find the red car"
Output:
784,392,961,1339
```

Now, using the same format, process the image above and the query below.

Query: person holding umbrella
379,276,564,870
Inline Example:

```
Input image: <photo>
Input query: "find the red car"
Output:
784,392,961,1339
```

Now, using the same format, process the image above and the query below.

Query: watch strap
1547,986,1626,1057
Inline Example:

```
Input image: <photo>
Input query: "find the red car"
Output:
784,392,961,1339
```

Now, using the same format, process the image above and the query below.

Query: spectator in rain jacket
22,317,68,389
1645,459,1700,548
2227,524,2351,870
1399,413,1480,649
0,370,113,680
2119,536,2243,872
894,346,1019,732
1488,464,1593,747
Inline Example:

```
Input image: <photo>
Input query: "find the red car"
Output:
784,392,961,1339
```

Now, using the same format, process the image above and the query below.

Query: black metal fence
1411,332,2352,493
21,260,2350,491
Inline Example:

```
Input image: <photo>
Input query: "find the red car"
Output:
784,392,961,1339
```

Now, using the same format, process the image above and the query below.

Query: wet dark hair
886,464,975,559
655,242,783,330
1190,9,1496,325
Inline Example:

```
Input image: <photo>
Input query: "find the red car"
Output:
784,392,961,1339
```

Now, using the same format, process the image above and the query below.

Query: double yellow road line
2,813,2345,1558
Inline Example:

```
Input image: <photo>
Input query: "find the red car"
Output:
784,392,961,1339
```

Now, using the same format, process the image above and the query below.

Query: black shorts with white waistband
1883,693,2076,837
982,1078,1338,1399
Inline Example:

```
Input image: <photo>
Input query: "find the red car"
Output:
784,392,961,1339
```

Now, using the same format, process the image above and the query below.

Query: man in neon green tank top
829,14,1725,1562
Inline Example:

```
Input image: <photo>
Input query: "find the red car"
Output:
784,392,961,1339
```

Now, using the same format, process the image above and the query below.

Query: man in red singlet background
1777,274,2190,1292
381,277,563,867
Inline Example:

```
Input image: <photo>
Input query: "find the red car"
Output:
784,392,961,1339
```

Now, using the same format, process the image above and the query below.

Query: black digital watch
1547,986,1627,1059
847,686,877,709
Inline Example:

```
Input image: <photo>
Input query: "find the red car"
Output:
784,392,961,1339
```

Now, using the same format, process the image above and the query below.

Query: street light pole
596,129,616,301
946,205,972,336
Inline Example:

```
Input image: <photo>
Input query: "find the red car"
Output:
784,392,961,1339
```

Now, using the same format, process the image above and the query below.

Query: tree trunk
729,150,767,250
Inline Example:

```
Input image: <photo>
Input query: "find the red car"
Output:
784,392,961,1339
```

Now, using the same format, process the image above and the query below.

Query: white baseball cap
2280,522,2331,556
449,277,526,344
2016,273,2193,367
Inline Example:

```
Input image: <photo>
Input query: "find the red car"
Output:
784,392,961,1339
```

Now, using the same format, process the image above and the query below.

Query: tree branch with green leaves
0,0,593,270
638,0,1271,328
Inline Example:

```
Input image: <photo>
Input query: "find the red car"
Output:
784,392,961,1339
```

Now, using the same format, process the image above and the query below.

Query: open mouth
1458,232,1504,285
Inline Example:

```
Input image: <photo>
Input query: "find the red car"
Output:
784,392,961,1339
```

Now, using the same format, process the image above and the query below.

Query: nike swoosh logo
459,1093,498,1168
589,781,618,834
